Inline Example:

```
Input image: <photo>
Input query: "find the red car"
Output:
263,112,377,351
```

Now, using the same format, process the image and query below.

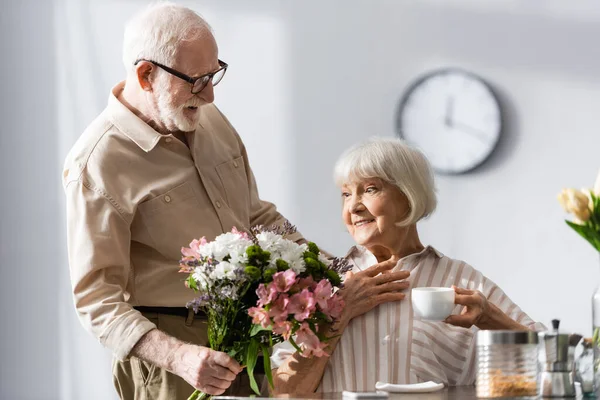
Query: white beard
156,81,203,132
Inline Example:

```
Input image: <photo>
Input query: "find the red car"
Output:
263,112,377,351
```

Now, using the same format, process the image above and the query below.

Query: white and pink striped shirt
271,245,545,391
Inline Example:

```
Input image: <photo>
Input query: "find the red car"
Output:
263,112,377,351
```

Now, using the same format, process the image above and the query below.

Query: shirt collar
346,244,444,264
106,81,162,152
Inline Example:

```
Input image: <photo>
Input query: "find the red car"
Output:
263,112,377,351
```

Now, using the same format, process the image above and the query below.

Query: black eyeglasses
134,59,228,94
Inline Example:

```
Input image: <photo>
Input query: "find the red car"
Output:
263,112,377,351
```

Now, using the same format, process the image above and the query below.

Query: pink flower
272,270,297,293
248,307,271,328
181,238,206,257
231,226,250,240
295,322,329,357
288,289,316,321
268,295,290,324
313,279,333,309
325,295,345,320
294,276,317,292
256,283,278,307
272,321,293,340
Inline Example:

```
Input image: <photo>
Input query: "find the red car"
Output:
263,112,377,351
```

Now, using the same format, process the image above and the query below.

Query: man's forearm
129,328,186,372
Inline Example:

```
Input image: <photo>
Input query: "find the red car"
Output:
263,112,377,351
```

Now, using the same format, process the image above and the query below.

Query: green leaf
227,348,240,359
261,343,275,390
246,338,260,395
187,275,198,291
250,324,271,337
565,220,600,251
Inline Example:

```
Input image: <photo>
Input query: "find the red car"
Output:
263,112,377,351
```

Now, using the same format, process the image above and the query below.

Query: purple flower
186,294,211,313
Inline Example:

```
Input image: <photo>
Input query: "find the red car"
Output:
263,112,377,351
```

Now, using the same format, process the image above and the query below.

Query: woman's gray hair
334,137,437,226
122,1,213,70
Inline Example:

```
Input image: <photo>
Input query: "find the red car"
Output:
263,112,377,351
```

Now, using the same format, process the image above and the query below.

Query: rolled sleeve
65,179,156,360
480,275,546,332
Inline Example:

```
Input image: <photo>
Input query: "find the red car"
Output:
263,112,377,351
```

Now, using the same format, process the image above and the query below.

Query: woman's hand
339,256,410,325
443,286,488,328
444,286,529,330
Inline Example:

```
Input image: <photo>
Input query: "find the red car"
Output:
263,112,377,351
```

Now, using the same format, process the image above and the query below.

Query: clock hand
452,121,490,145
444,97,454,127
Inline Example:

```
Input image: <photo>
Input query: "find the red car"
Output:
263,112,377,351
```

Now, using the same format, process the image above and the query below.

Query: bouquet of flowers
557,170,600,252
179,222,351,400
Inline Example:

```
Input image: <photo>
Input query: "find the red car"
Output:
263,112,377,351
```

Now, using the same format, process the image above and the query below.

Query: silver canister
476,330,539,398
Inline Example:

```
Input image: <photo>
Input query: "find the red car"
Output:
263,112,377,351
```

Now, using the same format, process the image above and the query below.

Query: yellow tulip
582,188,594,211
557,188,591,223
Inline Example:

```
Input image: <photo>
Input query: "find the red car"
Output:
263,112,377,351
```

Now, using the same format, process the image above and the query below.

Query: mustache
182,98,204,109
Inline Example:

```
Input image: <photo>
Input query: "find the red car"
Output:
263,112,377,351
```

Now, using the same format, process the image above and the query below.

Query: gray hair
122,1,213,70
333,137,437,226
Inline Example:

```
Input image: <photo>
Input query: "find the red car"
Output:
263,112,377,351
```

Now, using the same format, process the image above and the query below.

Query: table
216,385,585,399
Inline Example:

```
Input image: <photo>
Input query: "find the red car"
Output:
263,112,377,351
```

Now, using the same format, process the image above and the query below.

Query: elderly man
62,3,304,399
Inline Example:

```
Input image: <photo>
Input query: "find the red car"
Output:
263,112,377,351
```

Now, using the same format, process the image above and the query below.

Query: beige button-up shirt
63,82,302,361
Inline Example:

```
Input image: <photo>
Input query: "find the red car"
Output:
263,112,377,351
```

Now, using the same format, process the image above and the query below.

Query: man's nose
198,82,215,103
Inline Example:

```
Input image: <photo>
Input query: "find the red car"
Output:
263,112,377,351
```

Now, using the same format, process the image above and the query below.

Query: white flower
280,241,308,273
256,231,285,253
192,268,211,288
199,232,253,261
210,261,238,281
228,250,249,267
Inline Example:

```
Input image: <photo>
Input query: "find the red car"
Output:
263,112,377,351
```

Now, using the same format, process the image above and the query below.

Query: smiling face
341,177,411,250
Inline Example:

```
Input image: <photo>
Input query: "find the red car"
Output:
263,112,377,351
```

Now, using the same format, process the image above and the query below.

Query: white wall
2,0,599,398
0,1,61,399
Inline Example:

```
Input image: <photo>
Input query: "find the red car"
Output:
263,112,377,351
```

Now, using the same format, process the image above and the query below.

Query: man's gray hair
122,1,213,70
334,137,437,226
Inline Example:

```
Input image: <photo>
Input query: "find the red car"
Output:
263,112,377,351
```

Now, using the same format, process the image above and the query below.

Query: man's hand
131,329,242,395
171,344,243,395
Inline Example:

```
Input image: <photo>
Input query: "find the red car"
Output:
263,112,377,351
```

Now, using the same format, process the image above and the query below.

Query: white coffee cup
411,287,455,321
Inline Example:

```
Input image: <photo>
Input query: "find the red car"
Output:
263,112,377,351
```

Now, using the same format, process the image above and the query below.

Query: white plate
375,381,445,393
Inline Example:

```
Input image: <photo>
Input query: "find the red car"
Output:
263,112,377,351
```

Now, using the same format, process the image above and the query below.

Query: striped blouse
271,245,545,391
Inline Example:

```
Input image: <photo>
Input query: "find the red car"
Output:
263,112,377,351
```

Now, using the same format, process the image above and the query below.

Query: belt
134,306,207,319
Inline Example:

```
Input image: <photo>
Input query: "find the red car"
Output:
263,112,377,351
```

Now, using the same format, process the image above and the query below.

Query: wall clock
396,68,502,174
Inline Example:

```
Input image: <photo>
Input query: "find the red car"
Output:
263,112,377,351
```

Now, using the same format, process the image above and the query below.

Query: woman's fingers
363,258,398,277
374,281,410,294
375,292,406,306
454,294,480,306
373,270,410,285
452,285,475,295
444,314,474,328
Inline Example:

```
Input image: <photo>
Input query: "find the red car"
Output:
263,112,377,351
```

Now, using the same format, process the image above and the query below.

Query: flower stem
188,389,210,400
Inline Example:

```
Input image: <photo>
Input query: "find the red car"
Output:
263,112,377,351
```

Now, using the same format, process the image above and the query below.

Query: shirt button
233,160,239,168
165,137,173,143
164,195,172,203
215,200,221,208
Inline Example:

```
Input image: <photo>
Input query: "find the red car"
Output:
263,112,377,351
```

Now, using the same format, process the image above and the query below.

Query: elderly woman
271,137,544,394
